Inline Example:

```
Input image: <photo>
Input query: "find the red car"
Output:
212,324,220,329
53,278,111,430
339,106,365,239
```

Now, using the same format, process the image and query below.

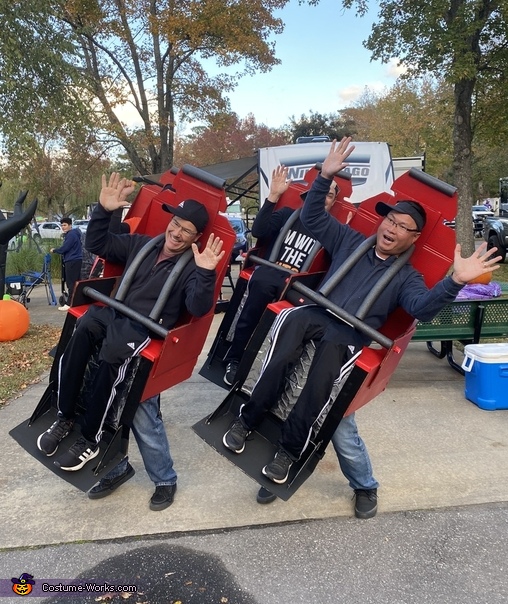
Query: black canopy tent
148,155,260,210
200,155,259,205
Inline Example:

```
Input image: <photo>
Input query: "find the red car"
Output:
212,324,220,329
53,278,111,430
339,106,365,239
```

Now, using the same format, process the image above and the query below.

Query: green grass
0,324,61,408
493,261,508,283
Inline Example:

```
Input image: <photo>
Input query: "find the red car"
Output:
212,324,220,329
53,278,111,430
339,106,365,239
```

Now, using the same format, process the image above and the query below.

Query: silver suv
31,222,63,240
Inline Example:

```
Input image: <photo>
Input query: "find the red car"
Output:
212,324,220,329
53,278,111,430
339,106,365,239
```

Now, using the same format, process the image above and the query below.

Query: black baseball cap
162,199,209,233
375,200,426,232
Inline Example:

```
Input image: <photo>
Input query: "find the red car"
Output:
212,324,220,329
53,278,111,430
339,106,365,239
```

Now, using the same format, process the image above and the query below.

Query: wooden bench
412,285,508,373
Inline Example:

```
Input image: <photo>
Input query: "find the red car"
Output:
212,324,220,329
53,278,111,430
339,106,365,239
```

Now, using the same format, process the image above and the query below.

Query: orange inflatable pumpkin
468,272,493,285
0,298,30,341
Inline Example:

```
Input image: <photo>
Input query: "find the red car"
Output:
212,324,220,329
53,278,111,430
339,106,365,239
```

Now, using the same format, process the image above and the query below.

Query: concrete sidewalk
1,285,507,550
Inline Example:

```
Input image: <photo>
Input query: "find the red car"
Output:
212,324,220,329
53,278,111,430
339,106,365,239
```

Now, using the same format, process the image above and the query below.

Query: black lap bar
84,237,195,338
82,287,169,338
290,280,394,349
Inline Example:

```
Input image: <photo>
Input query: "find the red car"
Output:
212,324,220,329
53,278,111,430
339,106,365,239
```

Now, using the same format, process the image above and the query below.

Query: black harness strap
355,245,414,320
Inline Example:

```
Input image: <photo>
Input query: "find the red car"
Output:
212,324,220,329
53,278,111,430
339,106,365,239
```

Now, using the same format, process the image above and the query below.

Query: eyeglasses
383,214,420,234
170,217,197,238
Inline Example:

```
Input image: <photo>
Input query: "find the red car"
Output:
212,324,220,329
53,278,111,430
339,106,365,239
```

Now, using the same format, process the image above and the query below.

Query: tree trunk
452,78,476,257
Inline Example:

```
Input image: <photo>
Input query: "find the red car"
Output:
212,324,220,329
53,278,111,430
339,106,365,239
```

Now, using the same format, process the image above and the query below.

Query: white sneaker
58,304,70,311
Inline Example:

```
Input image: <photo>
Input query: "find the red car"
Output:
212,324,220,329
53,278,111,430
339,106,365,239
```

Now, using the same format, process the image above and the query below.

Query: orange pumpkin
468,271,493,285
0,298,30,341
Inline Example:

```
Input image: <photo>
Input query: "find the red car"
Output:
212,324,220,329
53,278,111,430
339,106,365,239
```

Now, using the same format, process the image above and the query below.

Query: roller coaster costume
55,202,216,446
236,173,464,462
224,199,318,367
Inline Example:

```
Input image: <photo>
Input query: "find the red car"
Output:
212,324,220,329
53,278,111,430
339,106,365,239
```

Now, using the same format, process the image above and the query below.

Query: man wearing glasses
223,137,501,518
37,173,225,499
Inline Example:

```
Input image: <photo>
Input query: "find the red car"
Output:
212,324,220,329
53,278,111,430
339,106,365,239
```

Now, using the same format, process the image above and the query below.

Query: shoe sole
36,433,58,457
87,467,135,499
36,427,72,457
149,485,177,511
261,465,290,484
55,446,100,472
355,505,378,519
256,487,277,504
222,433,246,454
149,498,175,511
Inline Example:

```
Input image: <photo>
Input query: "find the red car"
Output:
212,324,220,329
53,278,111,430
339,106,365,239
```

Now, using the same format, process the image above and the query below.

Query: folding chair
5,253,57,306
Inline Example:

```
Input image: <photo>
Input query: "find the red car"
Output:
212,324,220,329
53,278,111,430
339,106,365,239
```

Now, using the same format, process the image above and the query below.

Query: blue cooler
462,343,508,410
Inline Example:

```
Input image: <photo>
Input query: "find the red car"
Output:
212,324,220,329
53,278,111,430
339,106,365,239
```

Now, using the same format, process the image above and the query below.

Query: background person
51,216,83,311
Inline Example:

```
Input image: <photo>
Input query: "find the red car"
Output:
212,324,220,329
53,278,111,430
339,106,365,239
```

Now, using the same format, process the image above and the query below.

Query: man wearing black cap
37,173,225,507
223,137,501,518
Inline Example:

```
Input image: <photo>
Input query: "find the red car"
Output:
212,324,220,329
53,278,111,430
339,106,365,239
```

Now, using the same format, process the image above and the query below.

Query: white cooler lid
464,343,508,363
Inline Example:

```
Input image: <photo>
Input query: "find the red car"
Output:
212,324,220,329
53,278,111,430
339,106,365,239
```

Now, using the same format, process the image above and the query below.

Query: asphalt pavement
1,277,507,603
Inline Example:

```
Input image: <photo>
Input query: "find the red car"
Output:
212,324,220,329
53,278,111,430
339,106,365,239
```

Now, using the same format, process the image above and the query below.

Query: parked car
484,214,508,263
73,219,89,234
31,221,63,240
471,205,495,238
226,215,251,263
471,204,495,220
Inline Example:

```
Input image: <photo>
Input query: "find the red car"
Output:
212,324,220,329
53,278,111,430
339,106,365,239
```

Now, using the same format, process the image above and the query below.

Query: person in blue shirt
51,217,83,310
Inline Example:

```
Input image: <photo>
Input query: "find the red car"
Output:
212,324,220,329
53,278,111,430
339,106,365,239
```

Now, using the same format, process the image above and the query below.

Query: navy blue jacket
301,174,463,343
53,228,83,262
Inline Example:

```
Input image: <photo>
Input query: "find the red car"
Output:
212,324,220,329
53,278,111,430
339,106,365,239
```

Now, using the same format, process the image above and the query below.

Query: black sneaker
256,486,277,504
54,436,99,472
37,418,74,456
354,488,378,519
223,418,251,453
150,484,177,511
262,449,293,484
223,361,239,386
88,463,135,499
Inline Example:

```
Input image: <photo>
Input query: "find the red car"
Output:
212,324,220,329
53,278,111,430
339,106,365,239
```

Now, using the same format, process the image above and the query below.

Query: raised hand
99,172,137,212
267,165,292,203
321,137,355,180
451,242,502,285
193,233,225,270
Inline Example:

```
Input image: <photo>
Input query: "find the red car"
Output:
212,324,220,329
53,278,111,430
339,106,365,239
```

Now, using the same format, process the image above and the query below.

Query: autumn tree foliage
340,78,455,182
175,113,289,167
344,0,508,254
1,0,301,179
288,111,356,143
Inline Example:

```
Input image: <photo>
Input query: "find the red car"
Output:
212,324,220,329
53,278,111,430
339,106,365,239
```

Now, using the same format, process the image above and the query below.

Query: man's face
324,183,339,213
375,212,421,258
60,222,71,233
164,216,200,254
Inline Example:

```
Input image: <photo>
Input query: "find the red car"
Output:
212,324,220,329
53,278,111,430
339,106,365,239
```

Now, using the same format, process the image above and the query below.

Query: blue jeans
331,413,379,491
105,395,177,487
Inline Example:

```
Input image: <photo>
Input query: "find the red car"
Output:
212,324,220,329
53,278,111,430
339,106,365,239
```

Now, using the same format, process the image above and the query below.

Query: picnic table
413,283,508,374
